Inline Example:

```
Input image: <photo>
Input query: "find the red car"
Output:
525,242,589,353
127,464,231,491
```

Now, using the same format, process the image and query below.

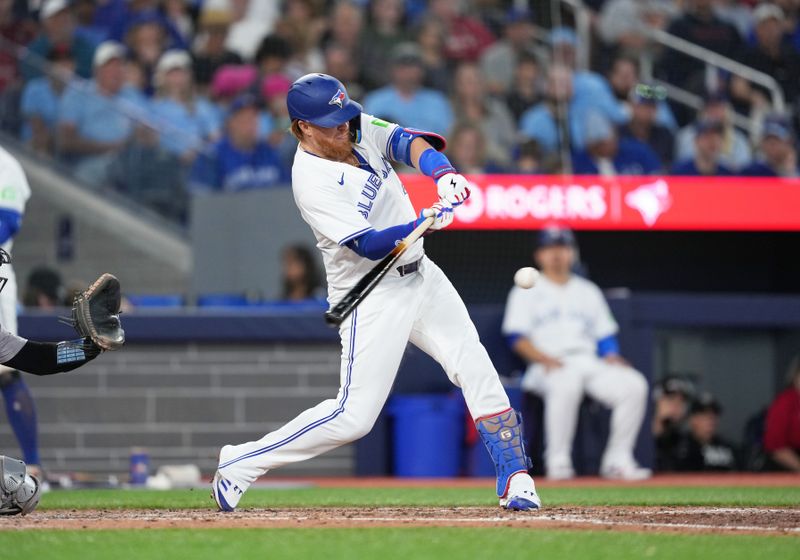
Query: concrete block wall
0,343,353,477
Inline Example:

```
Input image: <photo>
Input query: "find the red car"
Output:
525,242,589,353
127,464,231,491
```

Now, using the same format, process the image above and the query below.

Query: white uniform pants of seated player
218,257,510,486
523,355,648,477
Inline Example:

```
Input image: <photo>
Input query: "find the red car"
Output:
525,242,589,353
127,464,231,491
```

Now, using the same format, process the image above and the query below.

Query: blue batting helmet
287,73,363,127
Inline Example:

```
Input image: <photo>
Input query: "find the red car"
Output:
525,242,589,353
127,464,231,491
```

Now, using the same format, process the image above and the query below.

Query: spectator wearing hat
191,0,243,92
674,93,752,171
671,393,738,472
763,357,800,472
363,43,453,136
731,4,800,115
20,43,75,155
652,376,694,472
22,0,97,81
451,62,516,167
743,115,798,177
150,49,220,162
607,57,677,132
502,226,650,480
619,84,675,167
189,95,289,192
479,8,535,96
671,119,734,176
572,112,661,176
57,40,148,187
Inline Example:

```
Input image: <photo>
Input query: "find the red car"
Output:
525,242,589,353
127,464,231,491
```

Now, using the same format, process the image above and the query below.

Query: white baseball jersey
291,113,424,302
502,274,618,360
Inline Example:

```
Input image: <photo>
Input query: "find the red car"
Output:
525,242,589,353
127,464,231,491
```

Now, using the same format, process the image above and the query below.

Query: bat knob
324,311,342,327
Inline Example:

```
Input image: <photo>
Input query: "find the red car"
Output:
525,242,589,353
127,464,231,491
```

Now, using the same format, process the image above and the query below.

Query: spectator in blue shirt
619,84,675,167
742,115,799,178
190,95,289,192
21,0,97,80
21,43,75,155
671,119,734,176
572,112,662,176
57,41,148,187
150,49,220,163
362,42,453,135
519,64,583,158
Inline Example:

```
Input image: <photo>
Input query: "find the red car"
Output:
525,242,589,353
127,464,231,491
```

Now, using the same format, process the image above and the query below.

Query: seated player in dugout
502,226,650,480
0,251,125,516
212,74,541,512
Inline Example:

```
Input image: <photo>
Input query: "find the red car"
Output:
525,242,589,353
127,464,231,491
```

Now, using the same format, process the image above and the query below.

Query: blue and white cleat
211,470,244,512
499,472,541,511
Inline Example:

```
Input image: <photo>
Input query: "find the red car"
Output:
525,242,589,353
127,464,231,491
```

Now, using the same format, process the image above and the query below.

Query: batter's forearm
409,137,433,169
5,339,101,375
771,448,800,472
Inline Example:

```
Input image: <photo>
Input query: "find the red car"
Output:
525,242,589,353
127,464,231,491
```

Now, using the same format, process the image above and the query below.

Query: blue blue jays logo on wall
329,89,346,108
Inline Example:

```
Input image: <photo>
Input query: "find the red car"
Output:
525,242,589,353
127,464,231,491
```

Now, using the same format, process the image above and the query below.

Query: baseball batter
502,226,650,480
212,74,540,511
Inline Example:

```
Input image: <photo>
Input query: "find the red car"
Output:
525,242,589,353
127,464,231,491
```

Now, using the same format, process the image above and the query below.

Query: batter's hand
436,173,471,206
419,201,454,230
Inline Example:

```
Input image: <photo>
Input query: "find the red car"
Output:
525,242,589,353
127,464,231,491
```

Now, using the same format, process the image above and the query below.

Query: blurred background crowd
0,0,799,223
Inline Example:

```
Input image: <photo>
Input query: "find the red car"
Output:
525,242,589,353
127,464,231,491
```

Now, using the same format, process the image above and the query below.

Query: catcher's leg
212,274,424,511
0,455,41,515
0,371,40,466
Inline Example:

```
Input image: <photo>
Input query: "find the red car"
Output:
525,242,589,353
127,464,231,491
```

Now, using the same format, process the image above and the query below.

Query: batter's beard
313,134,353,162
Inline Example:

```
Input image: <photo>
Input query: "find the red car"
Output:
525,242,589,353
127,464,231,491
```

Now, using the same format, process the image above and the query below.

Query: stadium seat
127,294,184,308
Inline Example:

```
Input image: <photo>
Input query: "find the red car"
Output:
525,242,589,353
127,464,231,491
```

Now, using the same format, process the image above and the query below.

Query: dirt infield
4,506,799,535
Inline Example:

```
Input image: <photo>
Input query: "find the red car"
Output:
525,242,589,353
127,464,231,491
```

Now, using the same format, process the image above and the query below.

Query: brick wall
0,343,353,477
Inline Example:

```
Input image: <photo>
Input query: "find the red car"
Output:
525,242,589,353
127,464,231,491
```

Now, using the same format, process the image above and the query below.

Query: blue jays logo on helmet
329,89,346,108
287,73,363,127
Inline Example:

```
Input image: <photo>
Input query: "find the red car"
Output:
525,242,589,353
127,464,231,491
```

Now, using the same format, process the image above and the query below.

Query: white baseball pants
219,257,510,485
523,355,648,474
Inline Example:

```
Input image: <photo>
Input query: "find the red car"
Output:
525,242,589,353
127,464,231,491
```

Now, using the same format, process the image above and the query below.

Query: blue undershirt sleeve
0,209,22,245
597,334,620,357
346,221,417,260
505,333,523,350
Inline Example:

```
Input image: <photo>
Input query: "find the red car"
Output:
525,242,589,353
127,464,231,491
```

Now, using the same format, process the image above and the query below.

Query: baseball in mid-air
514,267,540,289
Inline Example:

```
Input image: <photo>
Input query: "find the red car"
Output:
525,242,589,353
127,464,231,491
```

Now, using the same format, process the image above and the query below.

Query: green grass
1,528,798,560
37,485,800,510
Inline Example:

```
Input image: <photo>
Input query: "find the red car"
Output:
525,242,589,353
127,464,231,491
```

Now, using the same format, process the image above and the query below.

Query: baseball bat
324,216,435,327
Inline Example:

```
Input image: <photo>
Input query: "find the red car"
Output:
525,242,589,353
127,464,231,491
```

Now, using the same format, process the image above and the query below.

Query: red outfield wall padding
400,174,800,231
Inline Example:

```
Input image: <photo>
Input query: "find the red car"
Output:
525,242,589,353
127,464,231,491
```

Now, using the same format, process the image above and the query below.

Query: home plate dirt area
7,506,800,535
4,474,799,535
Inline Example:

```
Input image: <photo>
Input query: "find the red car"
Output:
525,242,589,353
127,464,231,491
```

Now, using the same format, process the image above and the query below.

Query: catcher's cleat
499,472,541,511
211,471,244,512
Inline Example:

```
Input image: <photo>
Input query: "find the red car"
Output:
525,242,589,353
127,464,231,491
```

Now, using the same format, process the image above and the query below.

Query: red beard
312,133,352,162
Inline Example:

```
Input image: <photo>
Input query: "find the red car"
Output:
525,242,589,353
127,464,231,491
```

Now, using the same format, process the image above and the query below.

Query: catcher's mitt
71,273,125,351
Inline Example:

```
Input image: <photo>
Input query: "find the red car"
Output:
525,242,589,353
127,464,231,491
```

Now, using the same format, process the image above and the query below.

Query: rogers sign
457,182,608,223
400,174,800,231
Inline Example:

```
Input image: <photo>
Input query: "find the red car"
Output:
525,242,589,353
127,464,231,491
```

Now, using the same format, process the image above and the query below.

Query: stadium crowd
0,0,799,222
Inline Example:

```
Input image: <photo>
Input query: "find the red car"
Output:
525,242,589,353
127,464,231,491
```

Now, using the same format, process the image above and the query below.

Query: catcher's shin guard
476,408,533,498
0,455,41,515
